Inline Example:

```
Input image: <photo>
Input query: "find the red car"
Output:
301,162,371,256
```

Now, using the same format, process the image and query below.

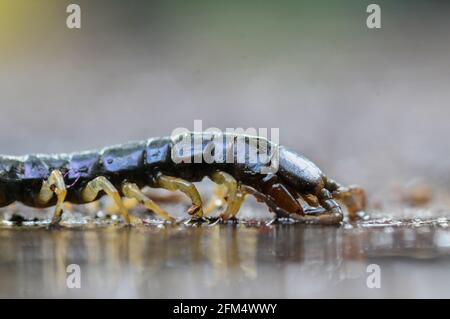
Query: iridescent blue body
0,132,365,222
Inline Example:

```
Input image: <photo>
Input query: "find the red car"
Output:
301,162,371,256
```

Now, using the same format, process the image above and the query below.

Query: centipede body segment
0,132,367,226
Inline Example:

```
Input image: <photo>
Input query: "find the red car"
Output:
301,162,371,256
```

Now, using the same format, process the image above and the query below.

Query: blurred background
1,0,450,298
1,0,450,196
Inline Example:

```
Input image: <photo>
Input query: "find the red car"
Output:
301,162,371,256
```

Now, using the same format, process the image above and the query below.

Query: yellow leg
37,170,67,225
228,190,246,219
81,176,130,224
204,184,228,216
208,171,246,220
155,174,204,219
122,182,175,222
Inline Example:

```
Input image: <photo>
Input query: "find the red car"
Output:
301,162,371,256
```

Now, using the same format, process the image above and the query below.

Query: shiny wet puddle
1,210,450,298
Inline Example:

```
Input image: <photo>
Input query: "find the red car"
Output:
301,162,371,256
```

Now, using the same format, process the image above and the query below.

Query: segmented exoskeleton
0,132,367,226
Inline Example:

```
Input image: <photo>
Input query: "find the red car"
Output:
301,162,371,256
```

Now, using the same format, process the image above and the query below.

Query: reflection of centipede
0,132,367,226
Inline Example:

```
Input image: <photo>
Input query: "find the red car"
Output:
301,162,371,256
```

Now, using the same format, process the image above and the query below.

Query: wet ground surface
2,0,450,298
1,192,450,298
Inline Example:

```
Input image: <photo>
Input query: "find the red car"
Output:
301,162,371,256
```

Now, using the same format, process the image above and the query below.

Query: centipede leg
204,184,227,216
240,185,294,223
154,173,205,222
258,174,305,217
207,171,246,220
37,169,67,226
301,194,319,207
313,188,344,224
81,176,130,224
228,190,246,219
241,183,340,225
122,182,175,223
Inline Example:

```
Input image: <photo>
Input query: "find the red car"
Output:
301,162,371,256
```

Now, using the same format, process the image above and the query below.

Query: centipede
0,132,367,226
